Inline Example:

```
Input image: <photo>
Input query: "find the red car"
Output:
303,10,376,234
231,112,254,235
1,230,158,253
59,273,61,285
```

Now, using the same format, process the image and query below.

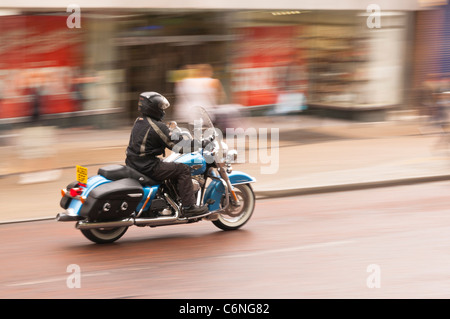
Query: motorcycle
56,107,256,243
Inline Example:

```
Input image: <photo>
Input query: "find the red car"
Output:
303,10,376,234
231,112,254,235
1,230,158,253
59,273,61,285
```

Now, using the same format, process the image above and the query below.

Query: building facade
0,0,446,126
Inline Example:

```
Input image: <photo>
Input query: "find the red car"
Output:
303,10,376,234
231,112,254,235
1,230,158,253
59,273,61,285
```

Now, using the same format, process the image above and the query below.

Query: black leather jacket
125,109,197,175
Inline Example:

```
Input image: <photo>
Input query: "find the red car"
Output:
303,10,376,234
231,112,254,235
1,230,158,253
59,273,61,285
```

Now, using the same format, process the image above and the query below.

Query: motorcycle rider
125,92,209,217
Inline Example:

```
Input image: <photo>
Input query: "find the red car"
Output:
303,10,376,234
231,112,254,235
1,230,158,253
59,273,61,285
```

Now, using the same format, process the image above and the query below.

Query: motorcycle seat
98,164,160,186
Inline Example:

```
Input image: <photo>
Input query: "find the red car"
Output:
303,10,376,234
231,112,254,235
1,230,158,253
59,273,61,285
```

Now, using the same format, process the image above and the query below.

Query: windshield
190,106,219,143
192,106,214,131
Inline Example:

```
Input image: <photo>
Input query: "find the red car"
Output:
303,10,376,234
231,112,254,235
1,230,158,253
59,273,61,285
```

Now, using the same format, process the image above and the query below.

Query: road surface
2,181,450,299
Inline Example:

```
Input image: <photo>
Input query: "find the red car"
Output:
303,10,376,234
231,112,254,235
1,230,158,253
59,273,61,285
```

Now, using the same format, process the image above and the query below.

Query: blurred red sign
231,26,306,107
0,15,83,119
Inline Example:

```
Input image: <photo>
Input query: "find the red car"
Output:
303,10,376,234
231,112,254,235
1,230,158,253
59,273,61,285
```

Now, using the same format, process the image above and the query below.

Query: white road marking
220,240,354,259
6,271,111,287
5,241,353,287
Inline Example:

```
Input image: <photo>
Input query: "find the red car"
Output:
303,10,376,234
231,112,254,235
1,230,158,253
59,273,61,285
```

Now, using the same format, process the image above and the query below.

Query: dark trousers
150,161,195,207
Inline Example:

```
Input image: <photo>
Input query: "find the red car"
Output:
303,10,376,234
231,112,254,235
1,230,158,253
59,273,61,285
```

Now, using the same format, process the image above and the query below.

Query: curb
254,174,450,199
1,174,450,225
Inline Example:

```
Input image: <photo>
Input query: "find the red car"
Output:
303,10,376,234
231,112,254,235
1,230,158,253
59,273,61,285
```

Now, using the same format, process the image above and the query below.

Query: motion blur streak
0,0,450,299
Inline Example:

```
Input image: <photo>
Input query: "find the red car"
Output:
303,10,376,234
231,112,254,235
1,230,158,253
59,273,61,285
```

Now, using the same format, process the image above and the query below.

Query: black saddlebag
79,178,144,221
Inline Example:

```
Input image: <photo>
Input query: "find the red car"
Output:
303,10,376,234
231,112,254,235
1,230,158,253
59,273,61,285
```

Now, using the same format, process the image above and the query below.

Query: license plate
76,165,88,185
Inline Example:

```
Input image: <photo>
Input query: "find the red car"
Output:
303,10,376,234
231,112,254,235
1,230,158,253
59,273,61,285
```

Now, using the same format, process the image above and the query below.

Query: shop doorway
121,39,228,121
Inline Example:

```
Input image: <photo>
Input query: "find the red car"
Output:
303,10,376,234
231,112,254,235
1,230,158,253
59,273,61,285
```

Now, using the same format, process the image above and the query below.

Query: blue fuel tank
174,152,207,175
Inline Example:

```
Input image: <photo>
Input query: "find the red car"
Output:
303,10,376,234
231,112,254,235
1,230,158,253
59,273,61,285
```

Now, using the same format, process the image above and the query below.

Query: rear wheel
213,184,255,231
80,227,128,244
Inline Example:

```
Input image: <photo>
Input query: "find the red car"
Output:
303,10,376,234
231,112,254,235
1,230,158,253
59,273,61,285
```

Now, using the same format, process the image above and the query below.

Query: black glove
202,138,211,148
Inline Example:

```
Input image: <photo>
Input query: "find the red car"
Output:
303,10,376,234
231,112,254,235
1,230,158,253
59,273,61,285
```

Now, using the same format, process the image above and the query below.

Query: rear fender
65,175,111,217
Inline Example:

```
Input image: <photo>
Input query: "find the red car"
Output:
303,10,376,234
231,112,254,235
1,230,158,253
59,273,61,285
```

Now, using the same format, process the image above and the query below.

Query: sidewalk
1,114,449,222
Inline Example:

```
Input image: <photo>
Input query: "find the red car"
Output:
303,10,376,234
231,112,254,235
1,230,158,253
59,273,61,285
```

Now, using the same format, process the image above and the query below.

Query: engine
192,175,205,192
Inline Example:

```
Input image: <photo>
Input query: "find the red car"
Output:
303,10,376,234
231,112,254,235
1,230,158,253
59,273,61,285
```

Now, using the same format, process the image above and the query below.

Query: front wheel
213,184,255,231
80,226,128,244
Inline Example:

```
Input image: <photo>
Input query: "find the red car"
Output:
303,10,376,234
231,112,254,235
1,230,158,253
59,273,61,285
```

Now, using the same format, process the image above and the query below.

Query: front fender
203,170,255,211
228,170,256,185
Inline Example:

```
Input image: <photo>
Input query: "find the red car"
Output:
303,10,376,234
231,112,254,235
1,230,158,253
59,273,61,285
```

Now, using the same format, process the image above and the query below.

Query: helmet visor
160,96,170,110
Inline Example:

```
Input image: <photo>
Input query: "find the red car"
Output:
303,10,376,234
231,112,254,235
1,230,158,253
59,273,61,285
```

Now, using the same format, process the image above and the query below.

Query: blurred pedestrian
71,68,98,111
432,88,450,151
27,70,45,125
270,55,308,116
17,69,61,184
418,74,439,132
174,64,226,127
418,74,450,152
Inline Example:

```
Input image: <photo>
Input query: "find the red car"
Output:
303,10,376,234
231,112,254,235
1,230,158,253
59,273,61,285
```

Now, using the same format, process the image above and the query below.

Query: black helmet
138,92,170,120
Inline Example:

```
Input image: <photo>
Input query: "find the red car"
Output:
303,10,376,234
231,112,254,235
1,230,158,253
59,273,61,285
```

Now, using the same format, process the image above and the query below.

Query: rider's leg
150,162,208,216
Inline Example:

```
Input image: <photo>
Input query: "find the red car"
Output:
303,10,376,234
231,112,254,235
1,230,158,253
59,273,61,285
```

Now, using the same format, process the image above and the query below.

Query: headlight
211,141,234,164
226,149,238,163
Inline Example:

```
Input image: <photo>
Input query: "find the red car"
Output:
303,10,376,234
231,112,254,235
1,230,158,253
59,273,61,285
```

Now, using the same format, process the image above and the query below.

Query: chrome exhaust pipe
56,212,83,222
163,192,181,214
134,216,187,227
75,216,184,230
134,193,182,227
76,218,134,230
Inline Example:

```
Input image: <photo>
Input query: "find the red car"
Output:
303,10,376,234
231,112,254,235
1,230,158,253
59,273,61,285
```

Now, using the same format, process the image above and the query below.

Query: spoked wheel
80,226,128,244
213,184,255,231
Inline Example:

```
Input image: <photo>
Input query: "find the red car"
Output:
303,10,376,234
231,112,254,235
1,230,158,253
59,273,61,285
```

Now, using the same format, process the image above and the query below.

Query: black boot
183,204,209,217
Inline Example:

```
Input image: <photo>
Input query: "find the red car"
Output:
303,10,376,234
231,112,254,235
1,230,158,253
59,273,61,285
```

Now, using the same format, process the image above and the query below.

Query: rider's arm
158,122,197,154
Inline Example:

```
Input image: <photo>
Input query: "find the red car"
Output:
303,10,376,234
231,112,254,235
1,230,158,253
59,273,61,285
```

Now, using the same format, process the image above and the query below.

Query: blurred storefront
0,10,233,127
0,12,125,128
113,11,233,120
409,0,449,119
230,10,413,121
442,2,450,76
0,15,84,119
413,1,450,86
0,1,446,127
